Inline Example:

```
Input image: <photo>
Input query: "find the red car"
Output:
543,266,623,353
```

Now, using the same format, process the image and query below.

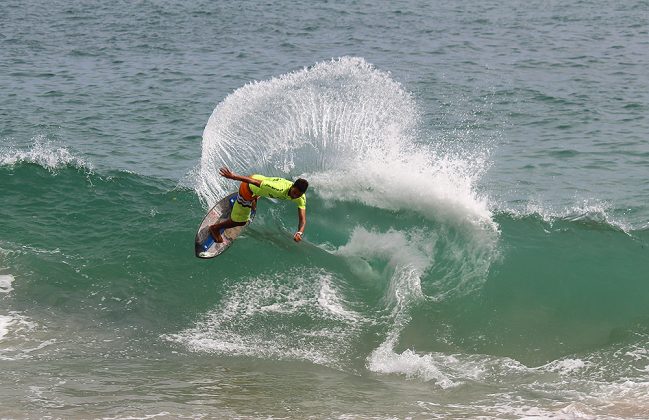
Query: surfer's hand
293,231,303,242
219,167,237,180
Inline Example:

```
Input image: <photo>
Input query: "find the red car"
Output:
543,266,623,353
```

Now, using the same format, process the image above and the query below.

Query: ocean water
2,0,649,418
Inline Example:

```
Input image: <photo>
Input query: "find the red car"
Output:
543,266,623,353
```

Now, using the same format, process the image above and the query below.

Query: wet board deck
194,192,255,259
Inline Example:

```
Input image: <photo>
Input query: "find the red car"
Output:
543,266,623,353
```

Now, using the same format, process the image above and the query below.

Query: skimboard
194,192,255,259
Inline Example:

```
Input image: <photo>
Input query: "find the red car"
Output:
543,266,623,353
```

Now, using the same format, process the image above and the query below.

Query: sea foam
165,268,365,369
0,137,91,172
0,312,36,347
502,198,637,234
0,274,15,294
0,315,12,341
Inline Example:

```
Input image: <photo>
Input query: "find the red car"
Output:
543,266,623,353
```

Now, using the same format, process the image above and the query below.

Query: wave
3,145,648,410
4,58,647,411
168,206,648,375
192,58,505,385
497,199,647,234
186,57,649,390
0,136,92,173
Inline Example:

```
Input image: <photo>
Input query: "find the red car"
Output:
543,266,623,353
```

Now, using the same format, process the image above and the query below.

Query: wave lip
498,199,646,234
0,137,92,172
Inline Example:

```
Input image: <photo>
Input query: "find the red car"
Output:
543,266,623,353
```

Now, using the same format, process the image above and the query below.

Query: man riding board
209,167,308,243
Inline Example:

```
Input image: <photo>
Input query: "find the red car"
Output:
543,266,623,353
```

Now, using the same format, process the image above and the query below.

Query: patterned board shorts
230,182,257,222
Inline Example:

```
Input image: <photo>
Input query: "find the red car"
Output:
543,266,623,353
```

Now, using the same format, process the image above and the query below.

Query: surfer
209,167,308,243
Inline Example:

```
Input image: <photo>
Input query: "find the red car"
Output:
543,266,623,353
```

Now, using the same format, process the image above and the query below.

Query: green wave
2,163,648,371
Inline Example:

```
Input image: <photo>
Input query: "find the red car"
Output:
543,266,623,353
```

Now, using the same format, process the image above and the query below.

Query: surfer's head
289,178,308,199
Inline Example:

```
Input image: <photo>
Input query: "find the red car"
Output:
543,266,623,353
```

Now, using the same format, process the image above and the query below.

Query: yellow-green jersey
249,175,306,210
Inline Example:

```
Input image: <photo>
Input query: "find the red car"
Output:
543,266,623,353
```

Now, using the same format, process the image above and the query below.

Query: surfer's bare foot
209,225,224,243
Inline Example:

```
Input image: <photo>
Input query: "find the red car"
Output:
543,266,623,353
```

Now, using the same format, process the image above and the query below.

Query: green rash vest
249,175,306,209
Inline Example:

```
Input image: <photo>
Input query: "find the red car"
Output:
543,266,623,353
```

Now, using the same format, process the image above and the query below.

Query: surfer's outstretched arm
219,167,262,187
294,208,306,242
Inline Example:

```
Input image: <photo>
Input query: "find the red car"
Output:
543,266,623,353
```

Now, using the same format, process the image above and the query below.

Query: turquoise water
2,1,649,418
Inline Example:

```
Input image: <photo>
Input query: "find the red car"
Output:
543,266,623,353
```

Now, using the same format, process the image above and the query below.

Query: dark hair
293,178,309,193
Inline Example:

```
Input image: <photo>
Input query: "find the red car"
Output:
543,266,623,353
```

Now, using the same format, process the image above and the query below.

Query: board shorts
231,182,257,223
